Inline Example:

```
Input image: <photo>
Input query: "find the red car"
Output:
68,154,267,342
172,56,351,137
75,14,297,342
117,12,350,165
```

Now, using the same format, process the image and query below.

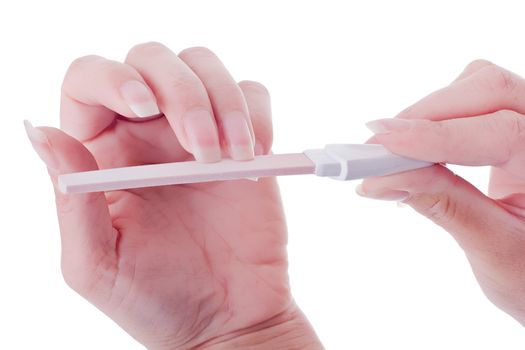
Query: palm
82,118,291,346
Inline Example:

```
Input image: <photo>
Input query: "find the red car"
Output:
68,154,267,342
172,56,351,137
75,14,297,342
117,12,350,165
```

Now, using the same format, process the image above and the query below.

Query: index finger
396,63,525,121
60,55,160,141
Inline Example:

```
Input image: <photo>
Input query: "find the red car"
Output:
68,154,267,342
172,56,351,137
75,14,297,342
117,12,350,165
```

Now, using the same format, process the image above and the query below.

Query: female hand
358,60,525,326
25,43,321,349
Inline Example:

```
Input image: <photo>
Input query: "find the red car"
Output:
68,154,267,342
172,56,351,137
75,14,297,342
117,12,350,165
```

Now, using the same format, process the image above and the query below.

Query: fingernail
355,184,409,202
396,201,409,208
24,120,59,170
120,80,160,118
183,109,221,162
222,111,254,161
365,118,412,134
254,140,265,156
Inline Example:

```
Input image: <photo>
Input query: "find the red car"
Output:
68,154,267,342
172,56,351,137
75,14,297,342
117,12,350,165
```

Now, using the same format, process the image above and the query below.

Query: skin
26,47,525,348
25,43,322,349
359,60,525,326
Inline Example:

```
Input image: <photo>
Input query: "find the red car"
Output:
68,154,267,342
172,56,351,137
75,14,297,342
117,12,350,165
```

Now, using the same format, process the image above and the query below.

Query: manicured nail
120,80,160,118
396,201,409,208
355,184,409,202
365,118,411,134
222,111,254,161
24,120,59,170
183,109,221,162
254,140,265,156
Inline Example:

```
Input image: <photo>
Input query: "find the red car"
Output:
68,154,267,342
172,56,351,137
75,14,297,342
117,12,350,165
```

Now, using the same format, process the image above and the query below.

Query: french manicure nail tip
355,184,409,202
128,101,160,118
120,80,160,118
24,120,59,170
365,118,411,134
374,190,410,202
229,144,255,161
24,120,47,144
192,146,221,163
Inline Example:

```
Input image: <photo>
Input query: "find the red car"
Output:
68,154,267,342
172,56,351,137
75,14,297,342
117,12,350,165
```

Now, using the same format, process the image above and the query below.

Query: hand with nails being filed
358,60,525,326
25,43,322,350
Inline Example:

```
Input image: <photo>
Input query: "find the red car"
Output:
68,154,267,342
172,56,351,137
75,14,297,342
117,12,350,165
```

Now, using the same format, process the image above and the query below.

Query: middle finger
125,42,221,163
179,47,255,160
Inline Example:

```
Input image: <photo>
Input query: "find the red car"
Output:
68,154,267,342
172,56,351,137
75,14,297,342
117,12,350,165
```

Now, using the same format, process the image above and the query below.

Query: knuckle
127,41,168,59
63,55,124,93
418,170,461,224
465,59,493,71
424,192,458,226
65,55,102,77
483,64,518,92
238,80,270,95
178,46,217,60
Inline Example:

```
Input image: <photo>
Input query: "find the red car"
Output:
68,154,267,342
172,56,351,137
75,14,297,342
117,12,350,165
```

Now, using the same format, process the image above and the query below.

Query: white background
1,0,524,349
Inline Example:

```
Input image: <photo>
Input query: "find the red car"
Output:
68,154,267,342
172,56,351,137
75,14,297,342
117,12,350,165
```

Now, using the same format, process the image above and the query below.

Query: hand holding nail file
58,144,433,194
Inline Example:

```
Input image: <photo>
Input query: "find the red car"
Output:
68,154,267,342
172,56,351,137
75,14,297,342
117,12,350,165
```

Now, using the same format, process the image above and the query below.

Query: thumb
24,121,117,298
357,165,519,255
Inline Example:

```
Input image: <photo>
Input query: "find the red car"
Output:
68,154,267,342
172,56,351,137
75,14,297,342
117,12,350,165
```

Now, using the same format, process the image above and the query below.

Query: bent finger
366,110,525,166
125,42,221,162
451,59,494,83
357,165,519,255
397,63,525,121
61,55,159,141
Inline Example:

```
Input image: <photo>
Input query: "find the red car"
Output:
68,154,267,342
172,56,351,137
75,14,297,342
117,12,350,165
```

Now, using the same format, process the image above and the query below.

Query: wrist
196,303,323,350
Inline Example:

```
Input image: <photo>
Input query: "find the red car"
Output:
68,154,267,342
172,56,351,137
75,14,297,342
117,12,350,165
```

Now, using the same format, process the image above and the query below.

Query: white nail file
58,144,433,194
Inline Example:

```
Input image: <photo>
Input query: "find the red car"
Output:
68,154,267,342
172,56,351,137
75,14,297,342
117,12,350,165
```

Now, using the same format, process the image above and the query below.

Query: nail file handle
304,144,433,180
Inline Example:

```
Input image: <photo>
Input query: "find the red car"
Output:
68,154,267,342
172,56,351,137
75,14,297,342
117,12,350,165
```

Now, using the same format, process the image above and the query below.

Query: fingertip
365,118,412,135
192,146,222,163
229,143,255,161
355,182,410,202
119,80,160,118
254,140,265,156
221,111,255,161
182,109,222,162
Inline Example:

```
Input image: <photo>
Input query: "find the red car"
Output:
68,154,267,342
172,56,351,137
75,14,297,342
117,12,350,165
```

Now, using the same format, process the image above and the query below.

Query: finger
396,63,525,121
61,55,160,141
365,111,525,167
451,59,494,83
125,42,221,163
179,47,255,160
358,166,525,324
356,165,520,255
238,80,273,155
24,121,116,299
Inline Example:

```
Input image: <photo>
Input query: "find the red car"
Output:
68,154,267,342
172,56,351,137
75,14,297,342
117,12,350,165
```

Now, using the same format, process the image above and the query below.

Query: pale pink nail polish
365,118,412,134
24,120,59,170
120,80,160,118
254,140,265,156
183,109,221,162
222,111,254,161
